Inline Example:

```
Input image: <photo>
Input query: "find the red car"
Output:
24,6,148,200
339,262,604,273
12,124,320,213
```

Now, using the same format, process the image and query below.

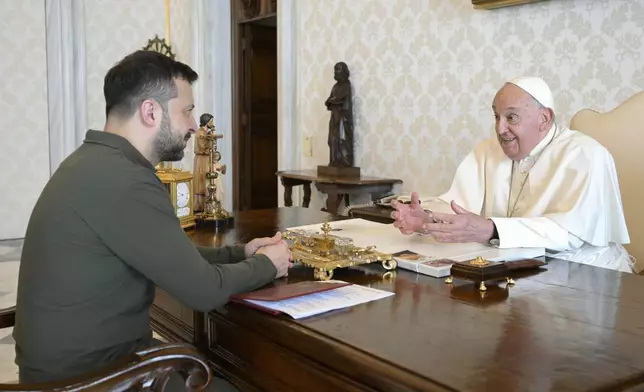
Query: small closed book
232,281,351,302
230,280,394,319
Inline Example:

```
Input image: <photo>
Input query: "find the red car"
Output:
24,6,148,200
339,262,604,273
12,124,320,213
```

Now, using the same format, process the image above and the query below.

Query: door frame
231,1,264,211
230,1,244,210
195,0,298,212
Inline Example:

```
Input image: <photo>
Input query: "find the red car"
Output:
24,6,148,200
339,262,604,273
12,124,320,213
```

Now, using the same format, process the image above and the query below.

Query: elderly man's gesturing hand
421,201,495,243
390,192,433,235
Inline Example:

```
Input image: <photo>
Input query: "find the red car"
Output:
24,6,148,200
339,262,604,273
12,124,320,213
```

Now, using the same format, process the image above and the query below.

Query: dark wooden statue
239,0,276,21
324,62,353,167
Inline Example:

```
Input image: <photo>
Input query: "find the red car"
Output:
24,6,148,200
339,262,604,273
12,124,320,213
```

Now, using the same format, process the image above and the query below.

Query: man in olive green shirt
13,50,291,391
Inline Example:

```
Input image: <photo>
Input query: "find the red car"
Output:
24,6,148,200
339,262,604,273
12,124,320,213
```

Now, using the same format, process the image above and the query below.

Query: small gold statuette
283,218,397,281
194,113,233,226
312,220,335,254
470,256,489,267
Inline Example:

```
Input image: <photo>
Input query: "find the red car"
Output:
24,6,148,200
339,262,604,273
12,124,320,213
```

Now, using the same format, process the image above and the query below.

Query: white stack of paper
287,219,545,278
242,281,395,319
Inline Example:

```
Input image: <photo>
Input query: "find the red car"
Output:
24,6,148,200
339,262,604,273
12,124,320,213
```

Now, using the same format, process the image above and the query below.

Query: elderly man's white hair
507,76,555,112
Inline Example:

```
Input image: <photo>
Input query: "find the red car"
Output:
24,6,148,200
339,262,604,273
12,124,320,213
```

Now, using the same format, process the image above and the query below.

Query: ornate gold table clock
156,166,196,229
283,219,397,280
445,256,546,291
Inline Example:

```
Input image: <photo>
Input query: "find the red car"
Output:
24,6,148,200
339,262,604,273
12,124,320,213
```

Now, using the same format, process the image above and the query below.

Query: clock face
176,182,190,208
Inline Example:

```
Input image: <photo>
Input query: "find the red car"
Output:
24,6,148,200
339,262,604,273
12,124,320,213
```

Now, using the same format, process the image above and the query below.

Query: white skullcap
507,76,554,110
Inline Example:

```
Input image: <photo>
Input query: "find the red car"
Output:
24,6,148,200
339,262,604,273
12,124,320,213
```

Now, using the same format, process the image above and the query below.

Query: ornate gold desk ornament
445,256,515,292
283,219,397,281
194,113,233,227
142,0,175,59
156,165,196,230
470,256,489,266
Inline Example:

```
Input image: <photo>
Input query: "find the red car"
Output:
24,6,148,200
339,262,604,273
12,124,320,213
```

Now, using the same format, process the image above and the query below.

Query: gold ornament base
195,200,234,227
196,213,234,228
180,215,197,230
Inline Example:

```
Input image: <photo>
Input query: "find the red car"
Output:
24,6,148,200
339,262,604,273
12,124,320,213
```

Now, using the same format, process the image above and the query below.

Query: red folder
230,281,351,316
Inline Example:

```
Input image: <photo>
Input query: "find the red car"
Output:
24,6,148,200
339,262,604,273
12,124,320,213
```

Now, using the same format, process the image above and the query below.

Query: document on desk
288,218,542,258
238,282,394,319
287,219,545,277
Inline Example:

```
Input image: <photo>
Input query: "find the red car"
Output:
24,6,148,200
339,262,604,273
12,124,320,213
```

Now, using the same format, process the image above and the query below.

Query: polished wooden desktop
151,207,644,392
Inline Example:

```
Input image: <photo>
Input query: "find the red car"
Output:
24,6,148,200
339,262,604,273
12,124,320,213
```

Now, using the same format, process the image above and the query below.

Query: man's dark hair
103,50,198,119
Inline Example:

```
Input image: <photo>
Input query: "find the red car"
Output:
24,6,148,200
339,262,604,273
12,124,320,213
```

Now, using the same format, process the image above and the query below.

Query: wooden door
235,13,278,211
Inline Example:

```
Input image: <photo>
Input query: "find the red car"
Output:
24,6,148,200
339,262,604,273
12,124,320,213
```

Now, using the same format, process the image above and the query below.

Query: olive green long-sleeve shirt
13,130,277,383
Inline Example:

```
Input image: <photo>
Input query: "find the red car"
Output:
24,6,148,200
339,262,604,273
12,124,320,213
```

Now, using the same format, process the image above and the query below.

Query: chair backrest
570,91,644,273
0,342,213,391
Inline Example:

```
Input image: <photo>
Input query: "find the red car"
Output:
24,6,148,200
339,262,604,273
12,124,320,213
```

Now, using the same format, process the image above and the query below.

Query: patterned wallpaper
85,0,194,169
0,0,195,240
3,0,642,238
296,0,644,210
0,1,50,240
86,0,166,131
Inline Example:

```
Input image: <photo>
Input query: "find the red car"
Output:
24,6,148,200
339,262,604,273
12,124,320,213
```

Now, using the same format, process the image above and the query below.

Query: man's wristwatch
489,222,500,246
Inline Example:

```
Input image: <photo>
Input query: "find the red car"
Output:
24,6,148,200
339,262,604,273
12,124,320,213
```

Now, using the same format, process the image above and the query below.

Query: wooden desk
152,208,644,392
276,170,402,215
348,204,395,224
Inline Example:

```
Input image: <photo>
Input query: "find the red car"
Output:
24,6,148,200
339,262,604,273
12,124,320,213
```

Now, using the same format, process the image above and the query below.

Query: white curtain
278,0,300,206
191,0,234,212
46,0,87,175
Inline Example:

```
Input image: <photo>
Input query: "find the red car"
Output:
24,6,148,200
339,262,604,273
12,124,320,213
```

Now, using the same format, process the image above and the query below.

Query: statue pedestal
317,165,361,179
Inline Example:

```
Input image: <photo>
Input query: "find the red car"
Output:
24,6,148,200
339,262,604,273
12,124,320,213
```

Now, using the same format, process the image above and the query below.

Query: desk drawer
208,313,373,392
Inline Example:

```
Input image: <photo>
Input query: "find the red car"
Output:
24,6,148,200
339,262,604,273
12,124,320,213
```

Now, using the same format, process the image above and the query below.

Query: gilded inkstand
283,219,397,281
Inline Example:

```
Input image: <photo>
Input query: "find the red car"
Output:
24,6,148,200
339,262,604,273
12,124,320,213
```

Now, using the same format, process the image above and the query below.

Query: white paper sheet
287,219,545,266
242,281,394,319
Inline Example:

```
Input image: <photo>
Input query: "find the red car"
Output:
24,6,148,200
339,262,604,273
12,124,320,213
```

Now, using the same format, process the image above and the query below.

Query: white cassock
422,123,634,273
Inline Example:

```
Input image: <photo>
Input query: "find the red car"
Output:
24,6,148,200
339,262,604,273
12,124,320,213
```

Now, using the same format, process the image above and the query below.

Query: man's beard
153,111,190,162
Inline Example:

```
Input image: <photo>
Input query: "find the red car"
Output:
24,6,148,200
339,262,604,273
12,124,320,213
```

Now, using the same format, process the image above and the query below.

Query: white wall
294,0,644,210
0,1,50,240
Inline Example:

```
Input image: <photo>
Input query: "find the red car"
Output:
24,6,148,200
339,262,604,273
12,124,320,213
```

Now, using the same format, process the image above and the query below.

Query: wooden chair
0,306,212,391
570,91,644,273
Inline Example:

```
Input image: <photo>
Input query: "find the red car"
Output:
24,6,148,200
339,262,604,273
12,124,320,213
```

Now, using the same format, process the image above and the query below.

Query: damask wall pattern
85,0,167,132
85,0,194,170
0,0,196,240
296,0,644,210
0,0,50,240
